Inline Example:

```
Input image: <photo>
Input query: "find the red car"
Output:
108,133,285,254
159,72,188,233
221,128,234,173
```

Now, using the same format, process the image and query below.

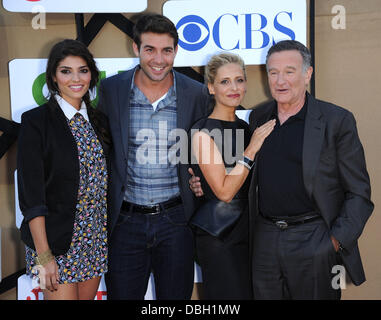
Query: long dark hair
45,39,99,107
46,39,111,148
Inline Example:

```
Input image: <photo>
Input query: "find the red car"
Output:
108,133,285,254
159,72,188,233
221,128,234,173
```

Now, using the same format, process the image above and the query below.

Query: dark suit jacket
18,97,109,256
97,67,210,235
248,93,374,285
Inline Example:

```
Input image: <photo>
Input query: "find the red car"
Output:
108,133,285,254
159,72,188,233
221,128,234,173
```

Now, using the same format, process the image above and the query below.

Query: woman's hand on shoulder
245,119,276,159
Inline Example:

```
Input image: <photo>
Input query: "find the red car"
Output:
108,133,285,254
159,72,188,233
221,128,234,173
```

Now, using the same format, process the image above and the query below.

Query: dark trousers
252,215,342,300
105,203,194,300
195,212,253,300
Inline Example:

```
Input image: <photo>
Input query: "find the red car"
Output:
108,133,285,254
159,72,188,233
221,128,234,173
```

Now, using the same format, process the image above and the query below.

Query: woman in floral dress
17,39,110,300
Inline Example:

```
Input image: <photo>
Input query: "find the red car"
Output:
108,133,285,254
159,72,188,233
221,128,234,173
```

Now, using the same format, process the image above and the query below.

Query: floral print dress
25,112,108,284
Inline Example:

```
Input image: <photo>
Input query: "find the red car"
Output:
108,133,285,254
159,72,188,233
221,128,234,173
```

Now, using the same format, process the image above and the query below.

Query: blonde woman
190,53,275,299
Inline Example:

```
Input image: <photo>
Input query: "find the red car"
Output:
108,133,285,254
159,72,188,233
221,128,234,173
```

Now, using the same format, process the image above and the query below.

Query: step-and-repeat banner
163,0,306,66
9,58,140,123
7,0,307,300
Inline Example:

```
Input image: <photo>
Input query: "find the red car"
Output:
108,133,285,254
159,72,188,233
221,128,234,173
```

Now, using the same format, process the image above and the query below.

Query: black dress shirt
257,98,315,217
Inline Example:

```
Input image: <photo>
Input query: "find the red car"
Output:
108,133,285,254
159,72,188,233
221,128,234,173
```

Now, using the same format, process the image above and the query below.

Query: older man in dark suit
247,40,373,299
190,40,373,299
97,13,209,300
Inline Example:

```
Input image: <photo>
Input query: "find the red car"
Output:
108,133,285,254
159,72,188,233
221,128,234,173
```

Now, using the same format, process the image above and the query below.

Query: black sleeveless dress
190,116,253,300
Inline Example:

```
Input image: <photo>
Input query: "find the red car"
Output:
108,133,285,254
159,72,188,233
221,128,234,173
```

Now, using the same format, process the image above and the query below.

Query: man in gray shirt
98,13,209,299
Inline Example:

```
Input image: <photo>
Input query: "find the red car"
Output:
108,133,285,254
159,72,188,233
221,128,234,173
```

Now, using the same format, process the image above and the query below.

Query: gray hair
266,40,312,73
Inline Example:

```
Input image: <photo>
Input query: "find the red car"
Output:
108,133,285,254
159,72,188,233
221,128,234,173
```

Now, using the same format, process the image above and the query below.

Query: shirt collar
130,65,177,103
273,93,308,121
55,94,89,121
294,94,308,120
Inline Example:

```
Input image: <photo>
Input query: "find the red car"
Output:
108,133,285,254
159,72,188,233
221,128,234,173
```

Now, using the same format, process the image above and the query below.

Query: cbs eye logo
176,15,210,51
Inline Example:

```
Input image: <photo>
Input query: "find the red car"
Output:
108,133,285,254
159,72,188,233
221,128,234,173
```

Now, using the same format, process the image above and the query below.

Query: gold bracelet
35,249,55,266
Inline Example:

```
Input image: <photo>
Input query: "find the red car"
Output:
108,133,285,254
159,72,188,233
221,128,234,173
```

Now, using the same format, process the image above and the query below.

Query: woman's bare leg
78,277,102,300
43,283,78,300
